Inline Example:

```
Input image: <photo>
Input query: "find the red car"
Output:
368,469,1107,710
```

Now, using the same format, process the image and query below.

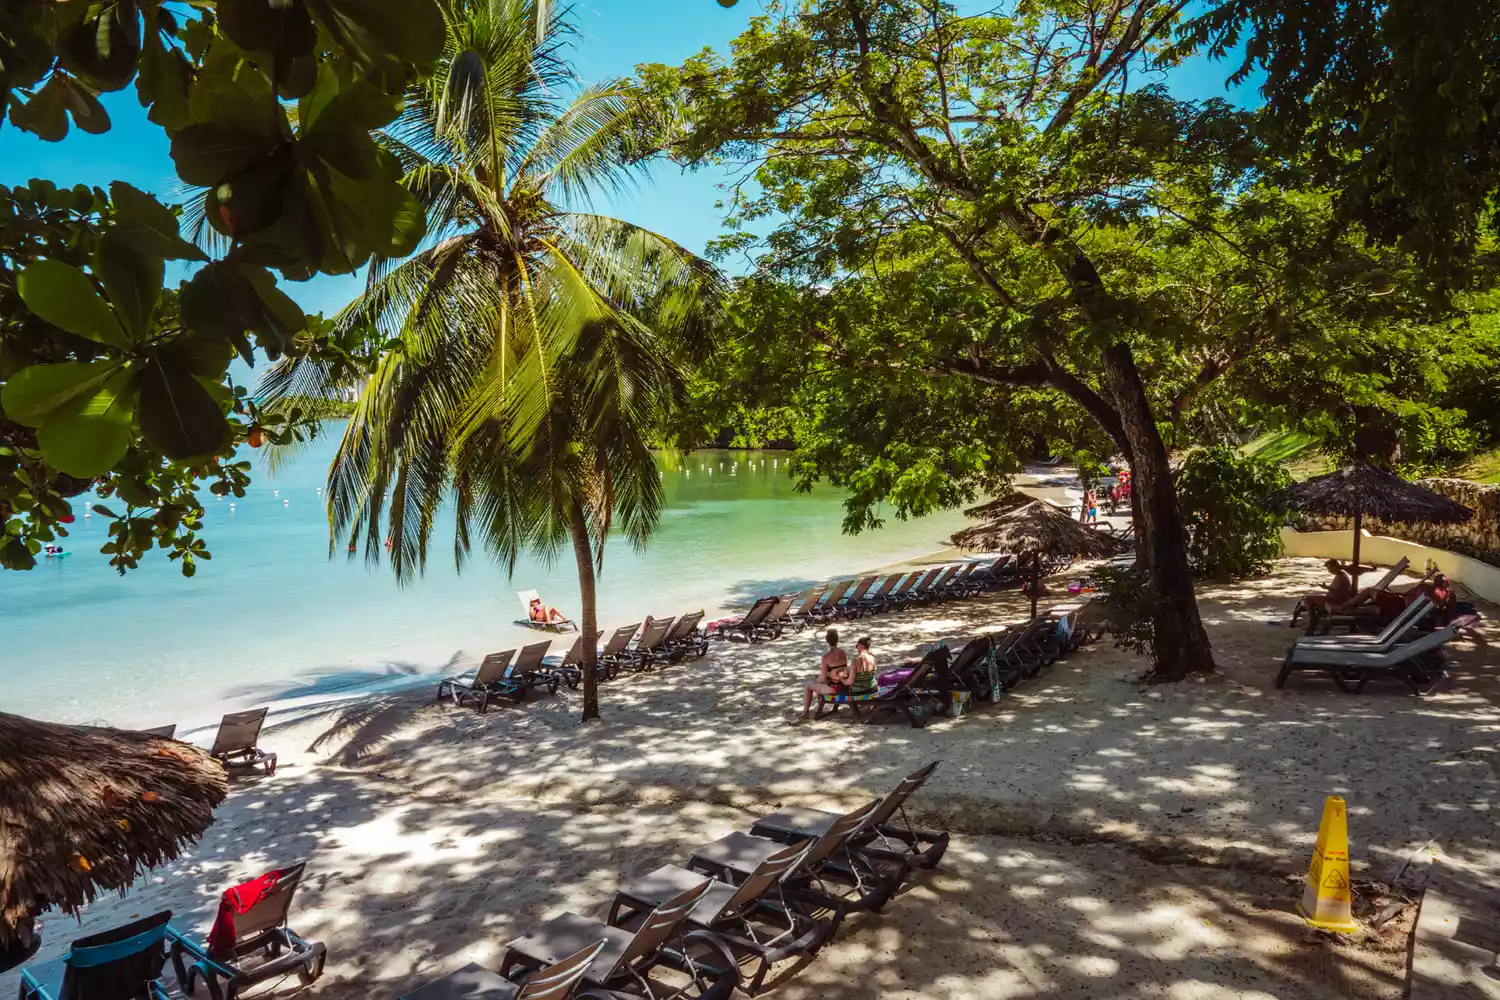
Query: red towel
206,868,287,957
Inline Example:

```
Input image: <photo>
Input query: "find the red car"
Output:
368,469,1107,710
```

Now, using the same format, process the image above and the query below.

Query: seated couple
794,630,875,722
1305,559,1453,616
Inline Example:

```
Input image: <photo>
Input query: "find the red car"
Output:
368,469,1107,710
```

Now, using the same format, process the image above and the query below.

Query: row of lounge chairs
711,555,1031,644
1276,594,1460,695
437,615,713,713
402,762,951,999
814,603,1099,726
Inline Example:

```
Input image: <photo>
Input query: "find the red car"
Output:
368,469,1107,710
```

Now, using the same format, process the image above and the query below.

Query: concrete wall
1280,527,1500,604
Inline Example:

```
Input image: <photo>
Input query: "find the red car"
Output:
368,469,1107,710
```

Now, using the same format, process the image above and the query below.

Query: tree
260,0,722,722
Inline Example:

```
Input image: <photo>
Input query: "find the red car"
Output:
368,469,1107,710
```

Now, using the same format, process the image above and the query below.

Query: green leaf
16,260,130,348
59,75,111,134
219,0,318,61
37,374,137,477
10,76,71,142
136,26,192,131
138,358,232,460
93,504,119,518
161,330,235,378
169,125,279,187
306,0,445,67
109,182,208,262
1,360,121,426
94,231,162,339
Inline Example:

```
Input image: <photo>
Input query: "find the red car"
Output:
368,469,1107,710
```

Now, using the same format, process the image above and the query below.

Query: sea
0,429,969,732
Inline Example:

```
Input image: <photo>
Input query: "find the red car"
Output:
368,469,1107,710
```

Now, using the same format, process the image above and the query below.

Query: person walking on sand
795,629,849,722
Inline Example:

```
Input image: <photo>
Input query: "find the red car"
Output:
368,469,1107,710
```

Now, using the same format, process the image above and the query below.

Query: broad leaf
138,358,232,460
136,26,192,131
58,75,111,134
109,182,208,262
94,231,163,338
306,0,445,68
37,375,137,477
16,260,130,348
169,124,280,187
1,360,121,426
10,76,71,141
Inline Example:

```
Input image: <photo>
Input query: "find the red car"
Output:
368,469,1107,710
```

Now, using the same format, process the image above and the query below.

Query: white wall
1280,527,1500,604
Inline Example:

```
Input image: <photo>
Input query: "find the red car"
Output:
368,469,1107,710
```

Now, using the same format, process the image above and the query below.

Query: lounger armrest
166,926,236,980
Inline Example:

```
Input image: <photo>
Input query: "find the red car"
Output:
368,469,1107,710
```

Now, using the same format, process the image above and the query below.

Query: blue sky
0,1,1252,318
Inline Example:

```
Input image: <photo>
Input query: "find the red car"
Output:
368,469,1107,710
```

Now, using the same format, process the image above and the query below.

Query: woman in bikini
797,629,849,721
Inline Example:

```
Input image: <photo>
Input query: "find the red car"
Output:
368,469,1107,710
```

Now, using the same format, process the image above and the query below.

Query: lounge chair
712,596,778,643
598,623,643,677
1291,557,1411,629
437,650,523,713
856,574,904,615
932,636,1007,697
514,589,578,633
501,880,737,1000
750,760,950,872
688,798,902,918
783,586,827,631
923,565,961,602
891,566,945,608
168,862,326,1000
836,576,879,617
624,617,679,670
1294,596,1433,652
815,653,941,728
141,724,177,739
551,630,605,689
968,554,1015,590
209,709,276,775
400,940,607,1000
1275,626,1457,695
20,911,173,1000
807,580,853,625
664,611,710,659
608,841,825,996
510,640,560,698
938,563,980,599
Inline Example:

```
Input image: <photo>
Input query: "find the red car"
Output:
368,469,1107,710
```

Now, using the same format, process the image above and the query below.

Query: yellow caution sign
1298,795,1359,933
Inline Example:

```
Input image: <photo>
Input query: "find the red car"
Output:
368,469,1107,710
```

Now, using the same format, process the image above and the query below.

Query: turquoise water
0,431,967,729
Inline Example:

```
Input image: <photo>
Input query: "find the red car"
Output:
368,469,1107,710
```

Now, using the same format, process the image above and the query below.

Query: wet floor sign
1298,795,1359,933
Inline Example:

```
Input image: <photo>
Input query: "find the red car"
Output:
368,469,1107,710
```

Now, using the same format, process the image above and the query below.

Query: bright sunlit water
1,430,967,730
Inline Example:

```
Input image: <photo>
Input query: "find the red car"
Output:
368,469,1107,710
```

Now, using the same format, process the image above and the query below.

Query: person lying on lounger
795,629,849,722
1301,558,1378,615
528,596,568,625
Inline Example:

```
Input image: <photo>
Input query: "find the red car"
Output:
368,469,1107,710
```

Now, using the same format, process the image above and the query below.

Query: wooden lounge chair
514,589,578,633
437,650,523,713
20,911,173,1000
712,596,778,643
815,654,941,728
689,798,902,918
750,760,950,872
608,841,825,996
209,708,276,775
168,862,326,1000
664,611,710,659
399,940,607,1000
807,580,853,624
598,623,642,677
141,724,177,739
783,587,827,631
551,630,605,689
1275,627,1457,695
501,880,737,1000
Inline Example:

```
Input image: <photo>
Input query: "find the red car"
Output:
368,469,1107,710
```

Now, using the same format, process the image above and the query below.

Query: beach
6,556,1495,999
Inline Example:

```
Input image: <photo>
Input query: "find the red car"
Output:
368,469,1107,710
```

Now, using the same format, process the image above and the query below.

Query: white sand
7,557,1494,998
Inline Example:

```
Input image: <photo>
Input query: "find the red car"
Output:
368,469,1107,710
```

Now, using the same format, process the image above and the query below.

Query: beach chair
937,563,980,599
551,630,604,689
20,911,173,1000
782,587,826,632
140,724,177,739
807,580,853,625
713,596,778,642
511,640,560,697
968,554,1015,590
608,841,826,997
689,798,902,918
815,653,941,728
399,940,607,1000
836,576,879,617
664,611,710,660
757,594,797,639
168,862,326,1000
209,709,277,775
437,650,524,713
514,589,577,633
856,574,904,615
598,623,642,677
624,617,680,670
750,760,950,872
1291,557,1411,629
922,565,961,602
933,636,1002,696
1294,596,1433,653
1275,627,1457,695
892,566,945,608
500,880,737,1000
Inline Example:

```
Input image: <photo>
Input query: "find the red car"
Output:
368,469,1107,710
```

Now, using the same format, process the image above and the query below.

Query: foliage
1173,446,1289,579
259,1,723,719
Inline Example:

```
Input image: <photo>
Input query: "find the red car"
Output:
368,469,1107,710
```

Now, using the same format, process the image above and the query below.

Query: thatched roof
962,490,1030,519
950,500,1127,557
1275,461,1474,524
0,713,228,945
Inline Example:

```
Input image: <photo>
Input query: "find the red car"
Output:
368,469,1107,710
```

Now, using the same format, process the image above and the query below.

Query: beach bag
878,666,914,687
947,691,972,718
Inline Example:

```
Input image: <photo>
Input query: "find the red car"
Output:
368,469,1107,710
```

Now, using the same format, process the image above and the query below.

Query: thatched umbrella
1273,461,1474,586
950,500,1125,617
962,490,1030,519
0,713,228,967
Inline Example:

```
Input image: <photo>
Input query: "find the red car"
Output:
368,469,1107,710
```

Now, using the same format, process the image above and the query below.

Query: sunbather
843,637,877,696
527,596,568,625
1301,559,1377,615
796,629,849,721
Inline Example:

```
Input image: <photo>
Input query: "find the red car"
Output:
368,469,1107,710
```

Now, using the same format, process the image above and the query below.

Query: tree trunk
567,498,601,722
1100,344,1216,680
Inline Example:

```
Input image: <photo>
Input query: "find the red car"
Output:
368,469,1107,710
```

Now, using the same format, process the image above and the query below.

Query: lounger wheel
264,755,276,776
296,945,327,985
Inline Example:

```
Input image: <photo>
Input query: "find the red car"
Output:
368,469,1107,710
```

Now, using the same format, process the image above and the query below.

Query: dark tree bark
568,498,601,722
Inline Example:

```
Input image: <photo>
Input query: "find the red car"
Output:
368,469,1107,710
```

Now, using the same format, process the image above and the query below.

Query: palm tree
259,0,722,721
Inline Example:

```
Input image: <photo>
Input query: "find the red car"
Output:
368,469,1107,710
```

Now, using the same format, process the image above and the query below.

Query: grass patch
1458,447,1500,483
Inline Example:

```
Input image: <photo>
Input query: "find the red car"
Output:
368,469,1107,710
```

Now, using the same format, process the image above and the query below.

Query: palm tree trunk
568,497,601,722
